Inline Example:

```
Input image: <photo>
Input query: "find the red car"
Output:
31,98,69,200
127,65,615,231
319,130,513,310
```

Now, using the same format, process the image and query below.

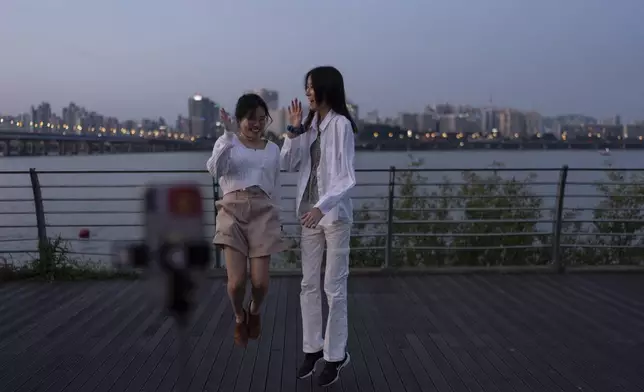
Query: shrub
350,160,644,268
1,236,137,281
560,167,644,266
350,159,548,267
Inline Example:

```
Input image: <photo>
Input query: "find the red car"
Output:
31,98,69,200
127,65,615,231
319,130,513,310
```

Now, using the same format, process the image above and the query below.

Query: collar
310,110,336,133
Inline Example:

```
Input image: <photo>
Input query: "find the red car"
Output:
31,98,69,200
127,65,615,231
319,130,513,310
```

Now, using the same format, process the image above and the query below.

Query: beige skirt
214,186,287,258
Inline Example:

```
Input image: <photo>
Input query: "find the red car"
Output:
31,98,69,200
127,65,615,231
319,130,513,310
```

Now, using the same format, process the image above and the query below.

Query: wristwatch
286,124,306,135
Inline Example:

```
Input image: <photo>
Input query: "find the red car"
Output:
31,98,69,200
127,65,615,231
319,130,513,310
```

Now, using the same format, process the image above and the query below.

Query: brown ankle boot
234,310,249,347
247,301,261,340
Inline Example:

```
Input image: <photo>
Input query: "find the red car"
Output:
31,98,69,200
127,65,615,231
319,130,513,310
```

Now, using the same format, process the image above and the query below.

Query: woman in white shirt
280,66,357,387
206,93,286,347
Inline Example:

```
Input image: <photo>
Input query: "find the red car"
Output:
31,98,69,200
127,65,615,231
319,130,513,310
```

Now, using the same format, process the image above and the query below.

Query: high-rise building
346,100,359,121
31,102,52,132
188,94,219,138
498,109,527,138
267,108,286,137
398,112,418,130
525,112,543,136
365,110,380,124
247,89,279,111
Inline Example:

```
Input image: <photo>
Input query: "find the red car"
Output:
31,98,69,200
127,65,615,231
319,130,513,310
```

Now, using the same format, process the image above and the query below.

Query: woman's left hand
300,208,324,228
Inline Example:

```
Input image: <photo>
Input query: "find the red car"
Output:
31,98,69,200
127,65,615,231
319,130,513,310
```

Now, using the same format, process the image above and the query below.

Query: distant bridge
0,127,213,156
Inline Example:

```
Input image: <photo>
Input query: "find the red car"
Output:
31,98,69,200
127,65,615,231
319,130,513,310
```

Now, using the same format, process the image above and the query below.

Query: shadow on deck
0,274,642,392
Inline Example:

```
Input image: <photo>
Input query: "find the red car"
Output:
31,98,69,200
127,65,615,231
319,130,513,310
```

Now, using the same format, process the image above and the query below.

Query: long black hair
303,66,358,133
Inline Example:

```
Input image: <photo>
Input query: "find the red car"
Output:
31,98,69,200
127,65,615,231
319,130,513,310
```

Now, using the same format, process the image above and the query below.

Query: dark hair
303,66,358,133
234,93,271,123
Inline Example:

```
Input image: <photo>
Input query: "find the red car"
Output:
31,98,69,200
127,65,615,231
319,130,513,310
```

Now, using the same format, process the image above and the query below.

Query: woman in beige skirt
206,93,287,347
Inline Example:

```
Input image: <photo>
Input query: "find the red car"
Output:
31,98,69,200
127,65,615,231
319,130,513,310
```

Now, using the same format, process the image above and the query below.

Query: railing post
384,166,396,269
552,165,569,273
28,168,48,260
212,179,222,268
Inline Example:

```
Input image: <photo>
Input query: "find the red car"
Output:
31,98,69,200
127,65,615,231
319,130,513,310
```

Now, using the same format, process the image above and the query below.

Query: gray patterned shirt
302,130,322,204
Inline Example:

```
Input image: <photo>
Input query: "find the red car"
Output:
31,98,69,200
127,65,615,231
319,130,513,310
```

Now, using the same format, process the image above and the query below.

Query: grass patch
0,236,139,282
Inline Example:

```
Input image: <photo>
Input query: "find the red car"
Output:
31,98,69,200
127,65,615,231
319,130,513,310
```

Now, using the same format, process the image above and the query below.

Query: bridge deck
0,274,642,392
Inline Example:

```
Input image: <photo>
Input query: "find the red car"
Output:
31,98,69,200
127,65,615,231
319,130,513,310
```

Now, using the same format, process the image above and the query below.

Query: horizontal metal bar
393,219,554,224
411,182,559,187
282,246,387,252
0,211,35,215
41,218,559,228
39,184,215,189
372,244,552,251
562,232,644,236
0,185,31,189
5,168,644,176
383,207,557,212
563,207,644,212
394,232,549,237
41,197,216,202
0,250,34,254
567,182,644,186
567,168,644,172
65,251,122,257
45,224,146,228
564,194,644,198
0,225,37,228
564,219,644,223
394,195,558,199
0,238,38,243
561,244,644,249
0,199,33,202
390,244,551,250
44,211,144,215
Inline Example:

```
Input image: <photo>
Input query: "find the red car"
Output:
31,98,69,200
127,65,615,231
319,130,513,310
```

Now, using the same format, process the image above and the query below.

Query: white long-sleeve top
206,131,281,202
280,110,356,226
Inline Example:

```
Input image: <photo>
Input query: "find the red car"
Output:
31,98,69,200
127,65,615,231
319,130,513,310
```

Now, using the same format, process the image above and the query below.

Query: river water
1,150,641,265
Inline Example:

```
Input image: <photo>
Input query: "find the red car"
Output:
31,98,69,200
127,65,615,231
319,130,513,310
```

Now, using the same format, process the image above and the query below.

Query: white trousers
300,221,351,362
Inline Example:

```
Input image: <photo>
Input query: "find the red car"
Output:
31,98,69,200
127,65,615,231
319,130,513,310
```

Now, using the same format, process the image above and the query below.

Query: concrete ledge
206,264,644,278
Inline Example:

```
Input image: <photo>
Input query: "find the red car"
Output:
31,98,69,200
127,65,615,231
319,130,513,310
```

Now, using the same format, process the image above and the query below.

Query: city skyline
0,94,633,127
2,1,643,122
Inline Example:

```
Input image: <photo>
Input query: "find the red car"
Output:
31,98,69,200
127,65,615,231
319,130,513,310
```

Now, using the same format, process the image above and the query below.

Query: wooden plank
0,283,89,342
118,281,222,392
440,275,560,392
473,275,600,391
15,284,150,391
280,277,300,392
401,276,485,392
357,278,423,392
154,281,227,391
173,284,229,391
0,282,133,391
350,283,396,392
241,276,281,392
0,274,642,392
263,276,288,392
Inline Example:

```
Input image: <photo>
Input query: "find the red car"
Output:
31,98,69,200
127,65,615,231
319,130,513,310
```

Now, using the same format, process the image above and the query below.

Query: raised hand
288,99,303,128
220,108,237,133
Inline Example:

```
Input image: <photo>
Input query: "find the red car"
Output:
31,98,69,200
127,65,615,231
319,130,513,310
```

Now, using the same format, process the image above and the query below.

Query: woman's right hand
286,99,303,138
288,99,303,127
220,108,236,137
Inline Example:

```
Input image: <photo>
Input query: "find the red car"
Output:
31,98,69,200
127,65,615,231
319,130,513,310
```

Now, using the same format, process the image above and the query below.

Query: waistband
222,186,268,200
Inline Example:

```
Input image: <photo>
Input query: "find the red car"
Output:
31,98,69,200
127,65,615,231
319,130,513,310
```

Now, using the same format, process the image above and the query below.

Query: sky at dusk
2,0,643,121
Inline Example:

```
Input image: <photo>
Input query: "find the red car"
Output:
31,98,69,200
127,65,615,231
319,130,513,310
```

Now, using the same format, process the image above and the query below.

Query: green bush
0,236,138,282
560,167,644,266
348,159,644,268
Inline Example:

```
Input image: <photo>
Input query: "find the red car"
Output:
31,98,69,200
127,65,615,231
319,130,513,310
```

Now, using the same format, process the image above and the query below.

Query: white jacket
280,110,356,227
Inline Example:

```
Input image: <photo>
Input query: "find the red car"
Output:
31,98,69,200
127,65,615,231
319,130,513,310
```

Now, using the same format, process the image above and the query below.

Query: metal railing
2,166,644,272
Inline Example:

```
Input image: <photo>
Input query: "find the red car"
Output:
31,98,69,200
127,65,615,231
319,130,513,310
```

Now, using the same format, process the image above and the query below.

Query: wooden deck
0,273,642,392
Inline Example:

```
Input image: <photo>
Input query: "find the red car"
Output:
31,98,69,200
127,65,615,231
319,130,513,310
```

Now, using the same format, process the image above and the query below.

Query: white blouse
206,131,281,201
280,110,357,227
